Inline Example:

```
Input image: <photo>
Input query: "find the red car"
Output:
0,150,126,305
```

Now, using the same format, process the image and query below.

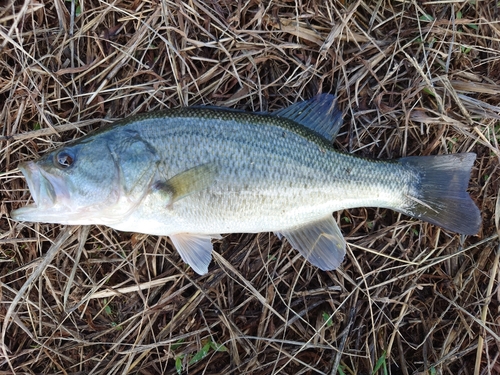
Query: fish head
11,136,125,225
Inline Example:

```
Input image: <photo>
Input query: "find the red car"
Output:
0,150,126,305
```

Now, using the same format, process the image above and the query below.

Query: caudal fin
399,153,481,235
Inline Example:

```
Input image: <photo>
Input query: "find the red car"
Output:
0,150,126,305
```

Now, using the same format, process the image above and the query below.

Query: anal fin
169,233,218,275
277,216,346,271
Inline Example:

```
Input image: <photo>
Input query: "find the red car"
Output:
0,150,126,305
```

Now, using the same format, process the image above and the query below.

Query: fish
10,94,482,274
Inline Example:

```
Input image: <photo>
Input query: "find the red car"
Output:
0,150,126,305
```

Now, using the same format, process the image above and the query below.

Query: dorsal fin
272,94,343,141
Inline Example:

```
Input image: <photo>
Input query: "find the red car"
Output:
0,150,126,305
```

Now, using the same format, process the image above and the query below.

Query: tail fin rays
399,153,481,235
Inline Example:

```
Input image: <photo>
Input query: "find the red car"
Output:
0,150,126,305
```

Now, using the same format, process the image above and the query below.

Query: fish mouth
11,161,71,222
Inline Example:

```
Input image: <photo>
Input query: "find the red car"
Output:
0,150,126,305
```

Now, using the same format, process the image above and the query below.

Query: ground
0,1,499,374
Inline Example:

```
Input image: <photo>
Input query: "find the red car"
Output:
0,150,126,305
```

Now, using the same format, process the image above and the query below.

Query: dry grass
0,0,499,374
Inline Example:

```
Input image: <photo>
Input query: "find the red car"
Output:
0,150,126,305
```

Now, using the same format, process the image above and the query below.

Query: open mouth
11,160,136,225
22,162,56,207
10,162,69,222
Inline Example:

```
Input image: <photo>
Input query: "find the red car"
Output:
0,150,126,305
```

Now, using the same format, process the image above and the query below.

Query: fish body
11,95,481,274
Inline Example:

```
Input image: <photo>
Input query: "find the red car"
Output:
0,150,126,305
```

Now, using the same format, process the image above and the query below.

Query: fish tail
398,153,481,235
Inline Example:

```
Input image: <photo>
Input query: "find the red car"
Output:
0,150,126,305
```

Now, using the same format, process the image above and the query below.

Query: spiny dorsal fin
272,94,343,141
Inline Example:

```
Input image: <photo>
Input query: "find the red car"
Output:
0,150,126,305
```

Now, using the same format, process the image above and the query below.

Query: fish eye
55,150,75,169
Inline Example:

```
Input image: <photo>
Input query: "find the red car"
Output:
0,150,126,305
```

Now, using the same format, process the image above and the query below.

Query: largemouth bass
11,95,481,274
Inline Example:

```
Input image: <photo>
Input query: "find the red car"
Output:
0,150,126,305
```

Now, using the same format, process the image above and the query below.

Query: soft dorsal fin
272,94,343,141
276,215,346,271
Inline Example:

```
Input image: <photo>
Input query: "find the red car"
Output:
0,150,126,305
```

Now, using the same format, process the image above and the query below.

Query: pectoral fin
169,233,217,275
277,216,346,271
153,163,218,204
